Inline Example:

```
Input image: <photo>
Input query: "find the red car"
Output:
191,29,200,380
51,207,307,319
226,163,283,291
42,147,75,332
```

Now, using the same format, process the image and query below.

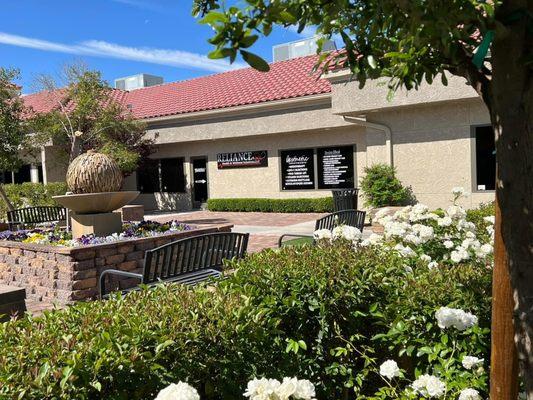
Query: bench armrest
99,269,143,299
278,234,313,248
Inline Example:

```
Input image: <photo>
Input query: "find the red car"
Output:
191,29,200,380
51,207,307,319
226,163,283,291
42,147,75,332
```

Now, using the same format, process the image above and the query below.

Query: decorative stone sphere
66,150,123,194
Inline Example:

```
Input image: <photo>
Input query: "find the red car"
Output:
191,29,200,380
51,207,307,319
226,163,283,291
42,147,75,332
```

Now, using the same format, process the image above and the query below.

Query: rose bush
0,190,493,399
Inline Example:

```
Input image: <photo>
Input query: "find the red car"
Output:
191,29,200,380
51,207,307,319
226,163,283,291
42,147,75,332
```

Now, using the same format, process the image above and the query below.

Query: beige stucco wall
365,99,495,209
40,77,496,212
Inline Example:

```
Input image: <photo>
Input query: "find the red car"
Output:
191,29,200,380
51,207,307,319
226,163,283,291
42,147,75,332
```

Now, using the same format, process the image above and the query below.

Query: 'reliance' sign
217,150,268,169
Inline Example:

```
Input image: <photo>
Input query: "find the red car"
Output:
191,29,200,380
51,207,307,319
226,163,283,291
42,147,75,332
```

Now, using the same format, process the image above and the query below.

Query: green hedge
0,182,68,221
0,244,491,399
207,197,333,213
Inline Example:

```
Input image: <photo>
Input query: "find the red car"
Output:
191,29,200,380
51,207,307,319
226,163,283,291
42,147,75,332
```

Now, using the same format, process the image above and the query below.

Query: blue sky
0,0,315,93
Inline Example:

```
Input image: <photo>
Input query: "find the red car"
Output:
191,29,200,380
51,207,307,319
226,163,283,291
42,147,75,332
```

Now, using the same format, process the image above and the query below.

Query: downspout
342,116,393,167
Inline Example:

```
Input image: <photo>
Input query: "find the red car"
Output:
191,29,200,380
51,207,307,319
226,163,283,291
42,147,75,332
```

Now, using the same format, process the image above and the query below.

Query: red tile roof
23,55,331,121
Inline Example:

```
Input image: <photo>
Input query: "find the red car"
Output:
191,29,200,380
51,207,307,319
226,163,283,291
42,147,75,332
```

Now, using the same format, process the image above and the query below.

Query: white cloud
0,32,246,73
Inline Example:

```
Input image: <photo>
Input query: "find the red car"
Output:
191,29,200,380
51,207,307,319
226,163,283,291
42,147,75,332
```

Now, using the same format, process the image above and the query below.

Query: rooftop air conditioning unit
273,37,336,62
114,74,164,91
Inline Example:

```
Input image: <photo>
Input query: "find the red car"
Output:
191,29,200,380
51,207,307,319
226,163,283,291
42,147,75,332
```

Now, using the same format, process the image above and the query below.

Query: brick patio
148,211,326,253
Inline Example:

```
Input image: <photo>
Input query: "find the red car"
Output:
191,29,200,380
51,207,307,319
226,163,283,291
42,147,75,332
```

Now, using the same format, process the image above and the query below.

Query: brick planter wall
0,224,233,304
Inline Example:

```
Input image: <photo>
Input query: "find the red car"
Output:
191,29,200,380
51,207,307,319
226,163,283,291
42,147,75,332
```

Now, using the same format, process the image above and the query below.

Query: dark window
280,148,316,190
474,126,496,191
161,158,186,192
137,159,160,193
0,171,13,184
317,145,355,189
14,165,31,184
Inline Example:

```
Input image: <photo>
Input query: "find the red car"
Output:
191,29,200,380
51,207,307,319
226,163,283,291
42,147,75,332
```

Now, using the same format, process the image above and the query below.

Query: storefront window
161,158,186,192
280,148,316,190
317,145,355,189
474,126,496,191
137,158,186,193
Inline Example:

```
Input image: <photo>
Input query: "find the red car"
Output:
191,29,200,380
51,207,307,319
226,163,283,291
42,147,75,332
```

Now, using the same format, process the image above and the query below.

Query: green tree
192,0,532,395
29,64,154,174
0,68,29,212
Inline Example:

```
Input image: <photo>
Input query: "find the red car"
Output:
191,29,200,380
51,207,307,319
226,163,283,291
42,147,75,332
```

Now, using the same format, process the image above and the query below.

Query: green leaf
240,35,259,49
240,50,270,72
199,11,227,25
208,48,235,60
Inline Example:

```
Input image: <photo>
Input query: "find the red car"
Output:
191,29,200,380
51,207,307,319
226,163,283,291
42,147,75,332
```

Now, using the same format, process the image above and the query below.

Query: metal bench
7,206,66,230
278,209,366,247
99,232,249,298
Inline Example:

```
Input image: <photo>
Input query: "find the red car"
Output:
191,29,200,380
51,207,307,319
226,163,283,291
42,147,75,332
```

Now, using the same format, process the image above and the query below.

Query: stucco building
21,54,495,211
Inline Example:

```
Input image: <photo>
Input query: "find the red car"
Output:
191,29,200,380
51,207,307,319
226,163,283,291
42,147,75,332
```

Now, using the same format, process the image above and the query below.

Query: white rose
428,261,439,270
379,360,400,379
435,307,478,331
292,379,316,400
437,217,453,227
411,374,446,398
244,378,281,400
155,382,200,400
420,254,432,263
332,225,362,241
462,356,484,370
313,229,332,241
459,388,482,400
483,216,495,224
444,240,454,249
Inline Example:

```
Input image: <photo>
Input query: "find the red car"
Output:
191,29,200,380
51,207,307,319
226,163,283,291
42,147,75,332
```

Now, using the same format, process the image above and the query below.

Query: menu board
317,145,355,189
280,148,315,190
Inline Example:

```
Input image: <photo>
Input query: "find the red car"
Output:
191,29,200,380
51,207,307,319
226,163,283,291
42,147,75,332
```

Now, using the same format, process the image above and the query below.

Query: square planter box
0,224,233,305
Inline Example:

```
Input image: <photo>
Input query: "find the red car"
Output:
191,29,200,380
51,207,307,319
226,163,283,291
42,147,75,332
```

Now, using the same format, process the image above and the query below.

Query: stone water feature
53,151,139,238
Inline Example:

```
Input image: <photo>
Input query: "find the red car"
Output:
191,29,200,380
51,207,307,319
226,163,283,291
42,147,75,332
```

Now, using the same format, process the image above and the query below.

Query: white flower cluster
244,377,316,400
411,374,446,398
435,307,478,331
155,382,200,400
462,356,484,370
458,388,482,400
371,188,494,268
313,225,362,243
379,360,400,379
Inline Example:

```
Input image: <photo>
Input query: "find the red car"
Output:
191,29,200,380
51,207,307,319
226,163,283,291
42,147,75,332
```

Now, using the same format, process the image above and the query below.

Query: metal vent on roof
114,74,164,91
273,37,336,62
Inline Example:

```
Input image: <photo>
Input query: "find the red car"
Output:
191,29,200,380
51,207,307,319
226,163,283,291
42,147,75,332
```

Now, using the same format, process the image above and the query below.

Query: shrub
207,197,333,213
0,243,491,399
0,182,68,220
360,164,412,208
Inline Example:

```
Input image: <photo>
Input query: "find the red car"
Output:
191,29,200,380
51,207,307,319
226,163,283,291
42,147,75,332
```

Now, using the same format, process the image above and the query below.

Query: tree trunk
0,184,14,212
490,198,519,399
490,1,533,396
69,132,83,163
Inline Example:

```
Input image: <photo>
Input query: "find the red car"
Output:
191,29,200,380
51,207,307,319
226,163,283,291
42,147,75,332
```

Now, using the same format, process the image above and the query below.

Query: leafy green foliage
360,164,413,208
207,197,333,213
0,244,490,398
29,65,154,174
0,68,27,173
192,0,499,96
0,182,68,220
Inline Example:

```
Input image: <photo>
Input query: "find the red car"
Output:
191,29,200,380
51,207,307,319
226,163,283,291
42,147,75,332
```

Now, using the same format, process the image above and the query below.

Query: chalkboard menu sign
281,148,315,190
217,151,268,169
317,145,355,189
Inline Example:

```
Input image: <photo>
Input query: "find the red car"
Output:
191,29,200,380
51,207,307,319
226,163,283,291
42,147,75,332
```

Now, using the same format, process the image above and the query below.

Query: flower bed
0,222,233,304
0,220,192,247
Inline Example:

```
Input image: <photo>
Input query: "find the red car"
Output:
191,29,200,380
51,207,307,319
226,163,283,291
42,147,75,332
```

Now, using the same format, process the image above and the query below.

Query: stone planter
0,224,233,304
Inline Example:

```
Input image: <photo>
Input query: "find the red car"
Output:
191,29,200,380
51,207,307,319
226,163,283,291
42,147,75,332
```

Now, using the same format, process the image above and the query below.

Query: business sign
281,148,316,190
217,151,268,169
317,145,355,189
